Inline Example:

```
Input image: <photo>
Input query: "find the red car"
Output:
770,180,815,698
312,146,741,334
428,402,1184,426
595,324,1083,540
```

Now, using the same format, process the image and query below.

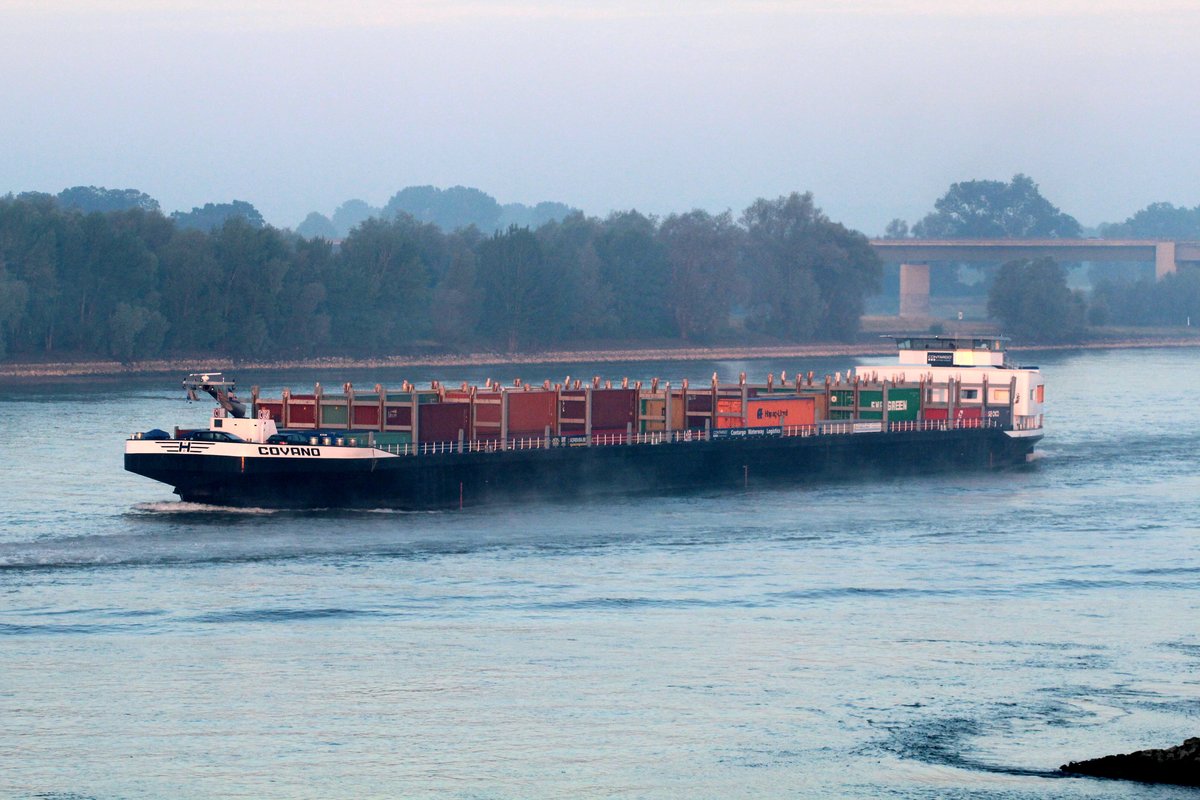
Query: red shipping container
506,391,557,436
257,401,283,421
923,407,949,421
590,389,637,429
558,390,586,425
474,393,502,425
287,402,316,425
954,407,982,420
385,405,412,428
746,397,814,427
418,402,472,443
352,404,381,427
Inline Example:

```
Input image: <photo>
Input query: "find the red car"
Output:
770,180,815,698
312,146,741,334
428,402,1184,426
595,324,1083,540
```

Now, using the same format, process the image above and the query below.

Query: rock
1061,737,1200,786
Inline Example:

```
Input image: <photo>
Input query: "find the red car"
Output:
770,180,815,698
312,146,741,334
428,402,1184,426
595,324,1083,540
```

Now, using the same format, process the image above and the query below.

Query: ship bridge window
960,388,979,400
990,388,1010,404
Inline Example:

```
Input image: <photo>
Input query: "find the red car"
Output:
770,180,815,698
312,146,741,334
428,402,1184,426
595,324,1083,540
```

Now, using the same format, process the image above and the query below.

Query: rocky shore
1061,737,1200,786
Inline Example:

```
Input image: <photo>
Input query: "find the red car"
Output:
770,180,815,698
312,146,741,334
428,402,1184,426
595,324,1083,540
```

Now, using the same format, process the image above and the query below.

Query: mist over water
2,349,1198,798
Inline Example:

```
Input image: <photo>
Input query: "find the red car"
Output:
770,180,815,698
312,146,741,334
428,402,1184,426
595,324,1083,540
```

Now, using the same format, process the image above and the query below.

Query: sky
2,0,1198,234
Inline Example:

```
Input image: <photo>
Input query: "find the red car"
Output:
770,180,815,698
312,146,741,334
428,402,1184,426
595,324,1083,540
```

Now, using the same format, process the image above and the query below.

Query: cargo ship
124,336,1044,509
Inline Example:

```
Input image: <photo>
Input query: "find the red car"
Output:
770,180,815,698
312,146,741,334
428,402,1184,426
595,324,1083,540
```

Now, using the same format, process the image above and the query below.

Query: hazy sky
3,0,1198,234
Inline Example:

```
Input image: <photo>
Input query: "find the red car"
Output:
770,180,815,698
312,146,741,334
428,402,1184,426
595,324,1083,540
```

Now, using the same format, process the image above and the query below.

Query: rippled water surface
2,349,1199,798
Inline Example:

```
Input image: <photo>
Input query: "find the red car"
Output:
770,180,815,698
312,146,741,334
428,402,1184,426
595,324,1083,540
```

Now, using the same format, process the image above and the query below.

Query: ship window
990,388,1010,404
961,388,979,400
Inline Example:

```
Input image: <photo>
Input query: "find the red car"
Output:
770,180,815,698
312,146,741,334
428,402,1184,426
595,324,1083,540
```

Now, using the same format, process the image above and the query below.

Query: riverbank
3,335,1200,383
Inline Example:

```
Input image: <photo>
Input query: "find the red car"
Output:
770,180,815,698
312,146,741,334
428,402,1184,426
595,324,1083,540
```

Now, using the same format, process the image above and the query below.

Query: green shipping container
884,388,921,421
829,391,855,407
320,404,348,425
858,390,884,411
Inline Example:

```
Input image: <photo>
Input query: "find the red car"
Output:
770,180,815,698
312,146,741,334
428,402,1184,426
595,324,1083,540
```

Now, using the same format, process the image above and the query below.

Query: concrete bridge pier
1156,242,1177,279
899,262,930,318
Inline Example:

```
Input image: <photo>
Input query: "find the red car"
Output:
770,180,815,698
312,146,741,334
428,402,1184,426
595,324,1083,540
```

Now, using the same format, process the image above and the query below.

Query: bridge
869,239,1200,317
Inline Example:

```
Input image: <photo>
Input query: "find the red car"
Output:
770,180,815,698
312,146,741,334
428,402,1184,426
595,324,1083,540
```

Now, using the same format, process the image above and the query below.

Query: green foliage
57,186,160,214
594,211,674,338
659,210,740,341
330,199,381,237
476,226,555,351
1099,202,1200,239
987,257,1085,342
172,201,265,232
295,212,338,240
914,174,1081,239
884,218,909,239
0,187,893,362
1092,265,1200,326
741,193,881,342
380,186,578,235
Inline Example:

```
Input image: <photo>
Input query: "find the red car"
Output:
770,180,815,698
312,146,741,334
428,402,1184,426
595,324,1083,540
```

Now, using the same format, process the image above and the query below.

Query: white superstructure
865,336,1044,434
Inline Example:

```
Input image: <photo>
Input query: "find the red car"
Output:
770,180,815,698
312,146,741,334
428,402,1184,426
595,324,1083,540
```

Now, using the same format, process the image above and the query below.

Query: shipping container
716,398,744,429
746,397,815,428
372,431,412,446
639,397,666,432
418,402,472,443
591,389,637,430
384,405,412,428
884,388,921,421
829,390,855,408
352,404,381,428
954,407,982,421
474,393,502,425
287,400,316,426
559,390,587,435
320,403,348,426
257,401,284,421
858,390,884,412
923,407,949,421
506,391,557,436
669,394,686,430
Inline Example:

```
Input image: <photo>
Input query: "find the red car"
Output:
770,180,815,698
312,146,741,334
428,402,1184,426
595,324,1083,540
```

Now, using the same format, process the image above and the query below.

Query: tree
913,174,1081,239
328,217,430,353
295,212,338,240
536,212,614,339
987,257,1085,342
57,186,160,214
384,185,502,233
741,192,881,341
883,218,909,239
1099,202,1200,240
593,211,674,338
172,200,265,232
659,210,740,340
476,225,556,351
331,199,380,237
107,302,169,361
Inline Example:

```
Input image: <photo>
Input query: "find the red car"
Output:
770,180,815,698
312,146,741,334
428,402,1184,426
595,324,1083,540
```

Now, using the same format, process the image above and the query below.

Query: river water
1,348,1197,798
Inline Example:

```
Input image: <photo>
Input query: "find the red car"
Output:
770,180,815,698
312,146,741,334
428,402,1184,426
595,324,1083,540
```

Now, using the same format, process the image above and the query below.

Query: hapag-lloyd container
745,396,815,428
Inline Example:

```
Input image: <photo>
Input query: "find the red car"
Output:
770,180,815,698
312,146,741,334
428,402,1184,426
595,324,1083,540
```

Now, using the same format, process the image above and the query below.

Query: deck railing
368,417,1004,456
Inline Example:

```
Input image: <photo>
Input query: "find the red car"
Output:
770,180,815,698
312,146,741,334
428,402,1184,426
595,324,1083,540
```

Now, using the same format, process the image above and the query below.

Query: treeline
297,185,577,239
0,192,880,361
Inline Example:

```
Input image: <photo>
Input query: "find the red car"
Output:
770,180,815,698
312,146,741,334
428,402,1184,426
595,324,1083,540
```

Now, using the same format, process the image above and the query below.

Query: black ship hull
125,426,1040,510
